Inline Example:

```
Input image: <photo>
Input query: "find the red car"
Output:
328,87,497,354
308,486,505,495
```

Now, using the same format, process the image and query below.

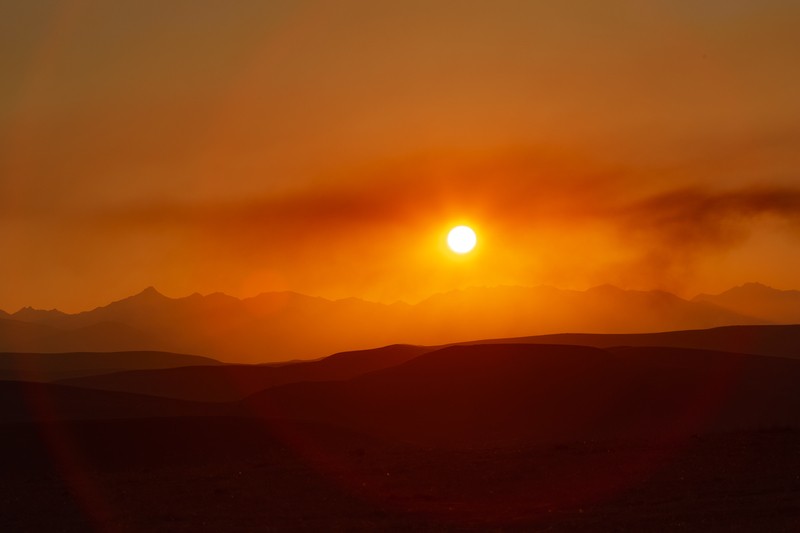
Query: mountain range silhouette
2,283,795,362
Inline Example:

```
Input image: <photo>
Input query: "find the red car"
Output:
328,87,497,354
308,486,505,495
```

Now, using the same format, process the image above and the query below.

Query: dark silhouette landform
2,283,794,362
52,324,800,401
0,351,222,382
3,294,800,530
2,327,799,443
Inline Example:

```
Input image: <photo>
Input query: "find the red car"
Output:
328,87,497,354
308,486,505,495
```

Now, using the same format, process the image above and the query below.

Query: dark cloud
618,186,800,248
92,152,625,233
606,186,800,290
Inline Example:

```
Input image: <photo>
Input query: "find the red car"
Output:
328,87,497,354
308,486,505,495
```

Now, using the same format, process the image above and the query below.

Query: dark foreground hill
54,325,800,402
483,324,800,359
10,342,800,447
59,344,431,401
0,351,222,382
0,381,231,423
243,343,800,447
4,340,800,530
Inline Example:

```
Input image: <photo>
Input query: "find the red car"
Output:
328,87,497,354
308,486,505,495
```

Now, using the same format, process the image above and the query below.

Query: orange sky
2,1,800,312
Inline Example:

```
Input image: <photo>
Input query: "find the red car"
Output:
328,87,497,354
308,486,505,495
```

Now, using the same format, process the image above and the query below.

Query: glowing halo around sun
447,225,477,254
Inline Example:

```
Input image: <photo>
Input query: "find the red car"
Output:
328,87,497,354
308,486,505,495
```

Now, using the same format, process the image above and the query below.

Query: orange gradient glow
1,2,800,312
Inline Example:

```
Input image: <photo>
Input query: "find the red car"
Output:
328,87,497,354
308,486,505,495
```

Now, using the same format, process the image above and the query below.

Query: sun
447,225,477,254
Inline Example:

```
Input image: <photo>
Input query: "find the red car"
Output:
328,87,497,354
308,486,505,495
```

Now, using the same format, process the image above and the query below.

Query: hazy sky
2,0,800,312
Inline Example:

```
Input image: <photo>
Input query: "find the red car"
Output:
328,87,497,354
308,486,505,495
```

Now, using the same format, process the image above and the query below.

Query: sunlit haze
2,1,800,312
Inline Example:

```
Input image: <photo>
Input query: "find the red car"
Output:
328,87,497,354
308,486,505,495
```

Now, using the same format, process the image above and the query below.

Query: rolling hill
59,344,431,401
475,324,800,359
242,343,800,447
0,381,228,423
3,338,800,450
0,351,222,382
54,325,800,401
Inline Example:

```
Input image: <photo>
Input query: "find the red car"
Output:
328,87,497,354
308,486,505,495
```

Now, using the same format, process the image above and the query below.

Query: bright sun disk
447,225,477,254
